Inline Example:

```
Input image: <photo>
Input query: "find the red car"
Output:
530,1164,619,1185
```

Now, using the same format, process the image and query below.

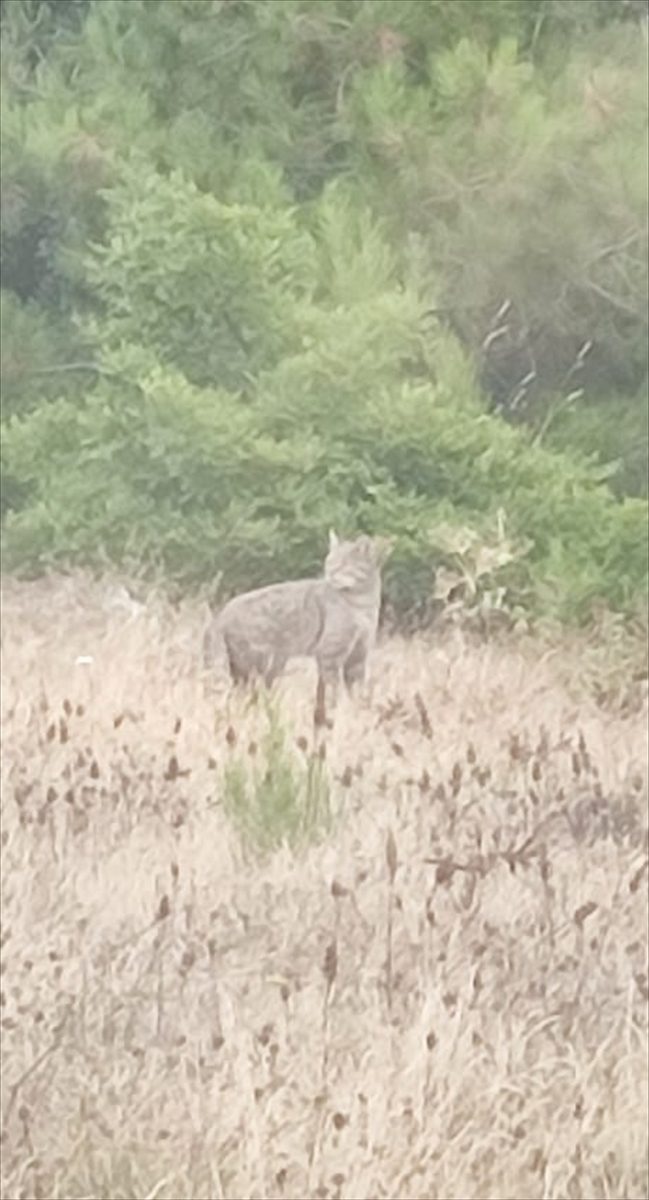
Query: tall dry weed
1,574,647,1200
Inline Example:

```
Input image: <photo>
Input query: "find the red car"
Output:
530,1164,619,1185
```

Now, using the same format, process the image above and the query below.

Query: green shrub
80,162,317,392
0,290,93,418
344,27,648,406
219,701,332,853
544,387,649,500
1,0,647,626
0,78,114,306
2,336,646,624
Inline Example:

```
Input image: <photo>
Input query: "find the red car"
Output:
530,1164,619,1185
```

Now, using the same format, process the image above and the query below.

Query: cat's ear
328,529,339,550
374,535,395,564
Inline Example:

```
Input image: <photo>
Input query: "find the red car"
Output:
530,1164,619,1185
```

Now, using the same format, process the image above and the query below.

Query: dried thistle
386,829,398,884
323,940,338,991
414,692,433,739
574,901,598,928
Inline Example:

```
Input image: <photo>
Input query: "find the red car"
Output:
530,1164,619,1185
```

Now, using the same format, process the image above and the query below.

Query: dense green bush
0,290,92,417
0,78,114,305
343,27,648,400
1,0,647,628
544,385,649,500
3,331,646,623
81,163,317,392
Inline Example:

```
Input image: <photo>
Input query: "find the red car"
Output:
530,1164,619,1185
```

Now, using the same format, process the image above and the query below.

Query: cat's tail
202,616,231,692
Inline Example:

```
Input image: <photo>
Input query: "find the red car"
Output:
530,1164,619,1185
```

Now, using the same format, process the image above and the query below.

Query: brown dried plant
0,573,647,1200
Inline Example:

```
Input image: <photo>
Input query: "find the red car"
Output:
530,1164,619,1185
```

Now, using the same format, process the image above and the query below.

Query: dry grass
1,573,647,1200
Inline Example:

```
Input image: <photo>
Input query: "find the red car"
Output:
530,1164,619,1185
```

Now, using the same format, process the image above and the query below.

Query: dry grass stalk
0,573,647,1200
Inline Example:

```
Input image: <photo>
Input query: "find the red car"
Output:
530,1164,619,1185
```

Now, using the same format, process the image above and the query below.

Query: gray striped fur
203,531,392,692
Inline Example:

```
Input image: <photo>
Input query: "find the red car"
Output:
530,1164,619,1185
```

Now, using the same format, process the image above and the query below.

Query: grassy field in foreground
1,574,647,1200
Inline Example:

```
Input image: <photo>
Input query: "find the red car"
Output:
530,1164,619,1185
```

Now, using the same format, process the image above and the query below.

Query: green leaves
220,701,332,853
2,324,647,623
80,163,316,392
1,0,647,627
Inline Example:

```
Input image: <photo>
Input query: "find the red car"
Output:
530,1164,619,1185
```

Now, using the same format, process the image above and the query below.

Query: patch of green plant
543,388,649,500
220,701,332,853
2,332,647,623
1,0,648,624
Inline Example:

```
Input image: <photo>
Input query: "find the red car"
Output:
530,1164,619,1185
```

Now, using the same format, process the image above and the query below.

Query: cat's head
324,530,393,591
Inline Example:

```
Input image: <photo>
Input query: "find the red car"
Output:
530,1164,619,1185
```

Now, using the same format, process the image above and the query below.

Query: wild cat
203,531,392,698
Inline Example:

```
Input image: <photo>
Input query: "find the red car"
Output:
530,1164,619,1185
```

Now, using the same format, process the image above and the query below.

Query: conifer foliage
1,0,647,622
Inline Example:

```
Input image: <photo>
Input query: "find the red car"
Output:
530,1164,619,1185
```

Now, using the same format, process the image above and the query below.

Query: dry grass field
1,574,647,1200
